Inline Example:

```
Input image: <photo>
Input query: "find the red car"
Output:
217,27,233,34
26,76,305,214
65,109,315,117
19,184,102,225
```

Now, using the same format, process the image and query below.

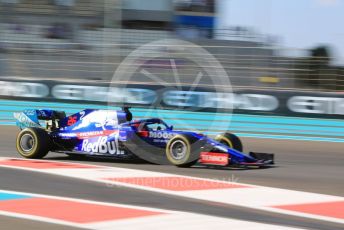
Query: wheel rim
20,133,35,153
170,140,187,160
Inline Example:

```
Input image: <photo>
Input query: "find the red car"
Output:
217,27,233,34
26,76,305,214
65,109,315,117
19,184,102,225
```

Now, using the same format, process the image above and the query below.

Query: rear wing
14,108,132,130
14,109,66,130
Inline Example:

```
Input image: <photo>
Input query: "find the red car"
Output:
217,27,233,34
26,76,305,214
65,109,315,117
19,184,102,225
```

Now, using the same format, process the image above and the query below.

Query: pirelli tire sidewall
16,128,51,159
166,134,202,167
215,132,243,152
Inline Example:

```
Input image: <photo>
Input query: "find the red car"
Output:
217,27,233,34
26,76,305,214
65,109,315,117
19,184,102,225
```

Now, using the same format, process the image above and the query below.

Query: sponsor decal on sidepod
81,136,124,155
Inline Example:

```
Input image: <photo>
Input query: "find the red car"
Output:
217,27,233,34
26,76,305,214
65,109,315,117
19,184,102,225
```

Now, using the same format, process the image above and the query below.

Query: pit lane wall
0,78,343,142
1,78,343,119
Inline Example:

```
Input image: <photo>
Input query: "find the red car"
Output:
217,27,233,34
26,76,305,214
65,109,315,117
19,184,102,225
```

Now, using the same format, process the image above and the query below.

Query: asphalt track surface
0,125,343,230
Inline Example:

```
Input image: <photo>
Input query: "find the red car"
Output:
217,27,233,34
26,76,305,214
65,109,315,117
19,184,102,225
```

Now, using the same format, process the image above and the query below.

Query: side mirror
169,125,173,130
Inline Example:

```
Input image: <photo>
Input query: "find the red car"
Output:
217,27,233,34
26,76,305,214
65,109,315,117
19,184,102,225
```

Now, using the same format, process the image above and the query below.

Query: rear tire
16,128,50,159
215,132,243,152
166,134,201,167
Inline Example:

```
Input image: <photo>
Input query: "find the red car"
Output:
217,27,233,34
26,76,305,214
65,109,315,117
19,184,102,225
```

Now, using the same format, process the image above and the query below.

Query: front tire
16,128,50,159
166,134,201,167
215,132,243,152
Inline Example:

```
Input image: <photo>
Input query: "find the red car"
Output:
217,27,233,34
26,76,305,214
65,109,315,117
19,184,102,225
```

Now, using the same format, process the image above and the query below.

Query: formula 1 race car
14,108,274,168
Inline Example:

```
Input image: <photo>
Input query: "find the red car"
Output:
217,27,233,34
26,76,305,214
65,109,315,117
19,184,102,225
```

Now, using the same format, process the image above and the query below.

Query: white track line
0,157,343,224
0,189,304,230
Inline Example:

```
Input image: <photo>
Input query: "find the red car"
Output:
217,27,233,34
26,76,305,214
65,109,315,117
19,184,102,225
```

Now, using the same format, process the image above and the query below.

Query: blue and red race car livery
14,108,274,168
